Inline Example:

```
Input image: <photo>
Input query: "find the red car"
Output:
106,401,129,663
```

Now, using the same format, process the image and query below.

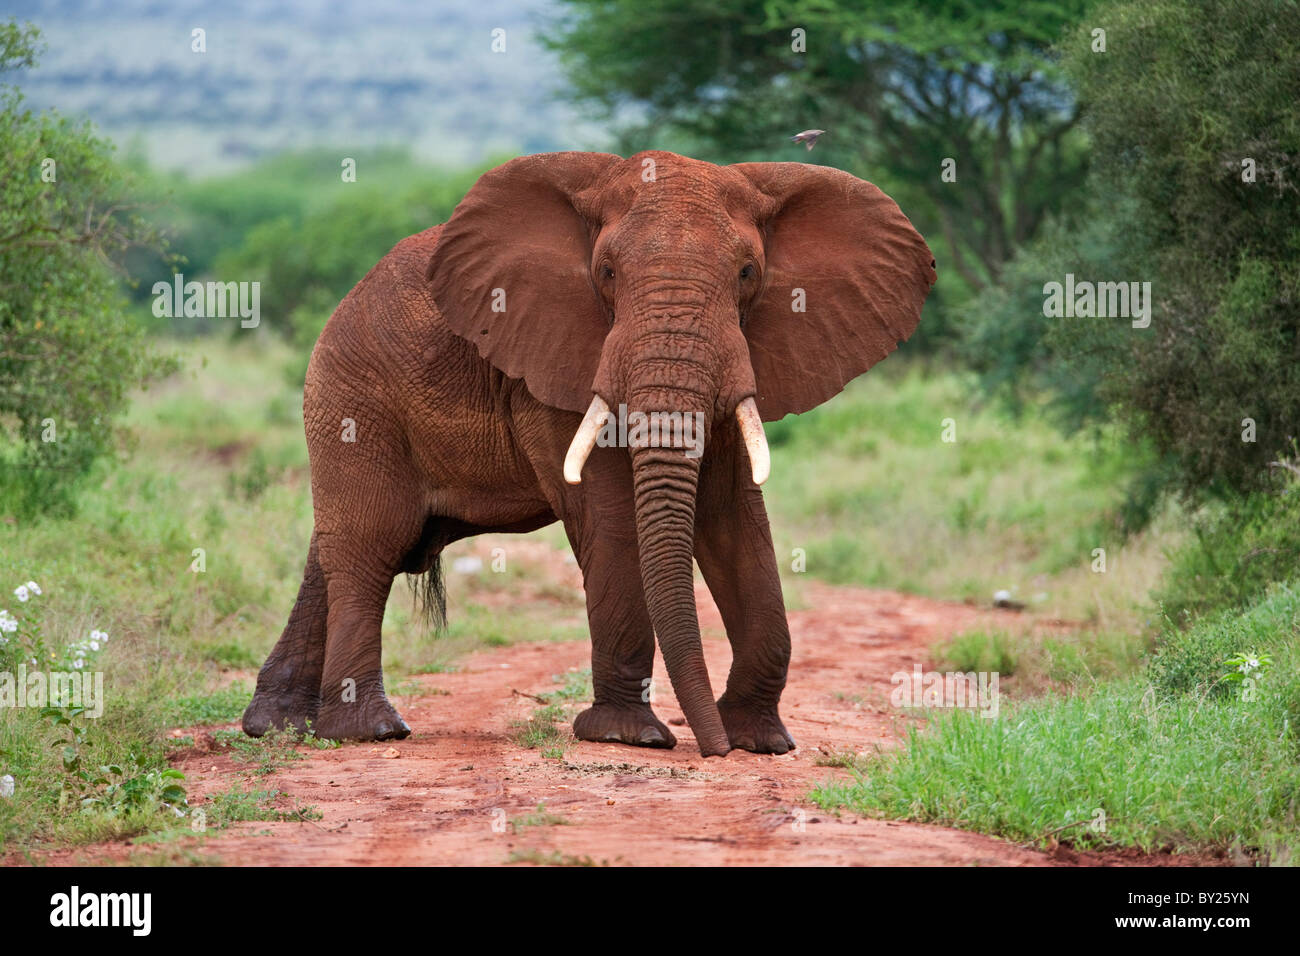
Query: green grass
765,361,1180,629
813,582,1300,861
540,668,593,704
933,627,1150,695
209,727,335,776
201,784,322,827
511,703,570,754
509,803,570,831
508,669,593,757
162,684,254,726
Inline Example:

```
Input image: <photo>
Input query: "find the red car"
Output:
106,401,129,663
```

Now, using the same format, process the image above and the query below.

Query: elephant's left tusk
735,396,770,486
564,395,612,484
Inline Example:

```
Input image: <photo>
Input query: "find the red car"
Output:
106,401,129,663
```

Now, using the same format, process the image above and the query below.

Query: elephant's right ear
427,152,623,413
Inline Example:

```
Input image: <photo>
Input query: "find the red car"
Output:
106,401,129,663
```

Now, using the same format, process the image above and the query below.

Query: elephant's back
302,224,498,449
305,224,459,395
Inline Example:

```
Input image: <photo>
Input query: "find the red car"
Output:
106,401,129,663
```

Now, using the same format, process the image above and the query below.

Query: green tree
214,165,483,381
0,21,173,518
1036,0,1300,504
1058,0,1300,502
963,0,1300,600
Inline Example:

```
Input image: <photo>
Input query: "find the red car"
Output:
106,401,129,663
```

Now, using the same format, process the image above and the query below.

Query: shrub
0,21,174,519
1156,474,1300,625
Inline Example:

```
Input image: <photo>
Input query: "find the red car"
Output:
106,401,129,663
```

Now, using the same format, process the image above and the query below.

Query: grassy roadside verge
812,583,1300,862
764,360,1179,631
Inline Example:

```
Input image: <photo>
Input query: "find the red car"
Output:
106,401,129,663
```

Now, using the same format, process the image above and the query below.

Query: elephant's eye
740,262,755,280
601,262,615,280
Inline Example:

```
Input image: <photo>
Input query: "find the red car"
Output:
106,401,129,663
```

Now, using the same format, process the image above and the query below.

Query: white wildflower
13,586,29,602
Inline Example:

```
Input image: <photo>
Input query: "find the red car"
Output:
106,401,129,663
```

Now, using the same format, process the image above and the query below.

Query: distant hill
4,0,605,175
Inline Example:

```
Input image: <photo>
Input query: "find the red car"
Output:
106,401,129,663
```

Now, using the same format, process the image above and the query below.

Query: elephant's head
428,151,935,755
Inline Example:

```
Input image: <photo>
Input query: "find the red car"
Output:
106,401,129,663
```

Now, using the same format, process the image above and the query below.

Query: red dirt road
22,581,1205,866
146,582,1172,866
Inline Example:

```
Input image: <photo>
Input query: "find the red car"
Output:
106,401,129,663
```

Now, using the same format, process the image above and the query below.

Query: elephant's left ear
731,162,937,421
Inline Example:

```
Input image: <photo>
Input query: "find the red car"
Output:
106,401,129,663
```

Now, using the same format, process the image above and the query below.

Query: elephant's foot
312,691,410,741
241,689,319,738
718,698,796,754
573,703,677,749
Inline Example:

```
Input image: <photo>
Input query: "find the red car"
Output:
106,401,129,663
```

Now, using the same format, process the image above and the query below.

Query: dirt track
21,580,1207,866
133,581,1192,867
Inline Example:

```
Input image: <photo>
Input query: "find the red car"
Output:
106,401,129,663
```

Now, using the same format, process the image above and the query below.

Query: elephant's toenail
639,727,665,744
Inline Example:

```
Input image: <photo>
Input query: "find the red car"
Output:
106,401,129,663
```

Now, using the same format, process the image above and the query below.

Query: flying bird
791,129,826,151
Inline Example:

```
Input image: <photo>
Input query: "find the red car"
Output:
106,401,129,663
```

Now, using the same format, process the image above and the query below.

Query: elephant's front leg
695,451,795,754
563,448,676,749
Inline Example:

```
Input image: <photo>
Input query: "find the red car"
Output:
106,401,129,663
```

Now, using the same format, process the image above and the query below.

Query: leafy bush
1150,580,1300,700
0,21,174,518
1156,475,1300,625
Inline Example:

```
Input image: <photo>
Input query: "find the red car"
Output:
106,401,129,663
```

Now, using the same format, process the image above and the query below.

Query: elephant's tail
407,552,447,635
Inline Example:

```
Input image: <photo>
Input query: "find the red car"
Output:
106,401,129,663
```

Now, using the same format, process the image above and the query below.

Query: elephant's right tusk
735,396,770,486
563,395,612,484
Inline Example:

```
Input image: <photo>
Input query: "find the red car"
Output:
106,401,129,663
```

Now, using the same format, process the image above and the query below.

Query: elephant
241,150,935,756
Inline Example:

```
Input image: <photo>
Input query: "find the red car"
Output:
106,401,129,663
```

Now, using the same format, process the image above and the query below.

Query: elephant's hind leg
242,532,327,736
309,490,430,742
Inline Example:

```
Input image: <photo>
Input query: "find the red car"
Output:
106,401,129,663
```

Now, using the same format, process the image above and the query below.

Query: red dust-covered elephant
242,150,935,756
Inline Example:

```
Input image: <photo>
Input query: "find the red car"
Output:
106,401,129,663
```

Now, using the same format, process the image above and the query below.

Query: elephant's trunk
564,268,748,756
628,439,731,756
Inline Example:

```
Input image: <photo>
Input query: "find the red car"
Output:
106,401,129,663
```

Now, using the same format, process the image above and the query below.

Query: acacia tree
0,21,172,517
545,0,1092,318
